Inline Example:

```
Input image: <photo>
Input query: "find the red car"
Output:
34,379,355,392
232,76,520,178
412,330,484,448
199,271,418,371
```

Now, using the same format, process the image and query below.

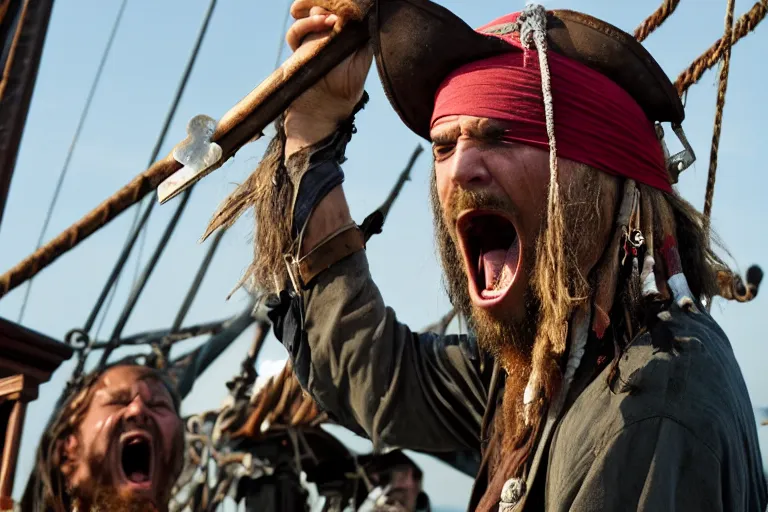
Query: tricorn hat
369,0,684,141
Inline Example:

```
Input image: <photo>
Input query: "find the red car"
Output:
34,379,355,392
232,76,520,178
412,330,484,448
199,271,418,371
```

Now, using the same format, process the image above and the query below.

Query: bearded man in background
22,364,185,512
205,0,767,510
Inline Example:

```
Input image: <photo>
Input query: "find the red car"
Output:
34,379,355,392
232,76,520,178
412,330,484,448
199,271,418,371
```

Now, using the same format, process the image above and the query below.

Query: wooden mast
0,2,72,510
0,0,53,227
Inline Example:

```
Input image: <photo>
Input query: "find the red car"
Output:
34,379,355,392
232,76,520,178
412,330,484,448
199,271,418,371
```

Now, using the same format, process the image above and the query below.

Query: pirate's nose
449,144,492,191
124,396,150,425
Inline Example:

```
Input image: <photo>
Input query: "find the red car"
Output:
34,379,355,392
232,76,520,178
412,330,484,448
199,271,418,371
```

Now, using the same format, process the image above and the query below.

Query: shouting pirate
22,364,185,512
205,1,767,510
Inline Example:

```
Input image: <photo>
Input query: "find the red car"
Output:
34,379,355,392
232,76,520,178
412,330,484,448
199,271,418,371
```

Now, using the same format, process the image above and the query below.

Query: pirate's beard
431,182,540,451
68,464,162,512
65,427,175,512
430,181,539,368
71,485,160,512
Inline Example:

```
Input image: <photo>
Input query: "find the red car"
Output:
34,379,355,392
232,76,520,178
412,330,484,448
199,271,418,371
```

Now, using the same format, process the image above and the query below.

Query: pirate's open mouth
119,432,154,487
457,211,520,306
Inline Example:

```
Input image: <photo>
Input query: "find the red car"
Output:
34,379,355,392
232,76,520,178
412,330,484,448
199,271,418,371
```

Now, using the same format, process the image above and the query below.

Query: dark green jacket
271,250,767,511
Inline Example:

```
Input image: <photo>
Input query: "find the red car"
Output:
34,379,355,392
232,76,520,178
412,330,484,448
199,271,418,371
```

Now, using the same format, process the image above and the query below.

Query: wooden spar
0,19,371,299
0,0,54,230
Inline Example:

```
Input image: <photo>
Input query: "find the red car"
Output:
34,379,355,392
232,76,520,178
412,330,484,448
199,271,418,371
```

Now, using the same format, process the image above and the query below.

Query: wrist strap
292,160,345,238
284,223,365,291
290,91,370,237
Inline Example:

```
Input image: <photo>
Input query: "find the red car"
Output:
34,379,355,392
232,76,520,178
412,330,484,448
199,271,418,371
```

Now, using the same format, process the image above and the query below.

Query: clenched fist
284,0,373,156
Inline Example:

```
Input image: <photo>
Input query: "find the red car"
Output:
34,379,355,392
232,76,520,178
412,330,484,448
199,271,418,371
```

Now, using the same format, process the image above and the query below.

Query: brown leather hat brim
370,0,684,141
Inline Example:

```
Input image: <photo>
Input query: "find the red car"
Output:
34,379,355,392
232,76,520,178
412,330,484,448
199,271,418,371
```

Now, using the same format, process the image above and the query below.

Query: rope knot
516,3,549,50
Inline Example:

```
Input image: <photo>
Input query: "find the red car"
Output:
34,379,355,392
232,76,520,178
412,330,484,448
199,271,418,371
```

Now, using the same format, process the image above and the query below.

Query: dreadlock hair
20,362,182,512
525,174,728,440
601,182,724,386
202,117,297,294
652,185,721,300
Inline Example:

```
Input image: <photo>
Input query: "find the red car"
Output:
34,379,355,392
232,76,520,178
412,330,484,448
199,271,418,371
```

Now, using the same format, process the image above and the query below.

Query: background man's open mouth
457,211,520,305
119,433,154,487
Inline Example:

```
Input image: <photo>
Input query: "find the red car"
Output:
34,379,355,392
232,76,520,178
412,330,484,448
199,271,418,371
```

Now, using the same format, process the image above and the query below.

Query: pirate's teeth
478,249,483,274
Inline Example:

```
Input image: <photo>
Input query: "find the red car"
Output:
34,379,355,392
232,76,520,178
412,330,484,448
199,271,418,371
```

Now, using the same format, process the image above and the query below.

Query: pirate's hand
284,1,373,156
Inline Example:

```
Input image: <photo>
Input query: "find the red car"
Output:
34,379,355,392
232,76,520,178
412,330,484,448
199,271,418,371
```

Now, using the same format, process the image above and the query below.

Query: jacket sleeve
276,250,491,453
568,417,722,512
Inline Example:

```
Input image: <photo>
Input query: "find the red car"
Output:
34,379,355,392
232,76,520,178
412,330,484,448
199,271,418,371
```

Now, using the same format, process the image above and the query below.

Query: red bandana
431,13,672,192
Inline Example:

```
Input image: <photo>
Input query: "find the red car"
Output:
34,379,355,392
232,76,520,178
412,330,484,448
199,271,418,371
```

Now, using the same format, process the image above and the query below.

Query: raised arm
253,2,493,453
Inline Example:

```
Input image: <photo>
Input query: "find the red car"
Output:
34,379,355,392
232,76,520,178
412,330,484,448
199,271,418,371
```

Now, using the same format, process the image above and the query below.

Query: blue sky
1,0,766,508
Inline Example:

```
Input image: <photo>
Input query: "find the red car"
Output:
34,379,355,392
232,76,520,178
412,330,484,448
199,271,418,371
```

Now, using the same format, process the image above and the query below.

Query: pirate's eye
432,143,456,161
150,400,172,410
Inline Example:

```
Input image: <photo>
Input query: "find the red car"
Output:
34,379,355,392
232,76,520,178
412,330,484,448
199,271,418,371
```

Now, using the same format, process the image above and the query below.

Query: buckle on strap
283,252,303,295
283,222,365,292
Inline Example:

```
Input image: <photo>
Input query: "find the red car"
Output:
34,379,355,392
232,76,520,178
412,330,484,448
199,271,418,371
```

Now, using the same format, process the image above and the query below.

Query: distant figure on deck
21,364,184,512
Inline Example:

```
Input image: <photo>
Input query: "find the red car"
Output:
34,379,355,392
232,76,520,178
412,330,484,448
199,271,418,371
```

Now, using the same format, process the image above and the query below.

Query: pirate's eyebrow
431,124,461,145
431,118,510,144
102,388,133,402
147,388,174,405
477,119,510,139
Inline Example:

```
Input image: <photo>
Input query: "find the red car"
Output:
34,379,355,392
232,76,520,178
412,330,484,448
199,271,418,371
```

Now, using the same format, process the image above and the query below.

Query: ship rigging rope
97,186,193,366
94,200,150,339
102,0,291,344
100,0,272,340
80,0,219,339
15,0,129,323
634,0,681,42
703,0,736,234
275,0,293,69
675,0,767,96
53,0,220,392
131,200,151,286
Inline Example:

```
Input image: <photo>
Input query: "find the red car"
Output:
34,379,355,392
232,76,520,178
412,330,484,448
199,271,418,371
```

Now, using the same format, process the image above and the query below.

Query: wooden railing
0,319,72,511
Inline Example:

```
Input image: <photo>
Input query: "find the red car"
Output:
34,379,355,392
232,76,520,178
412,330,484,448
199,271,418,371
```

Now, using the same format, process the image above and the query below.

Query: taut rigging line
17,0,129,323
79,0,219,341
